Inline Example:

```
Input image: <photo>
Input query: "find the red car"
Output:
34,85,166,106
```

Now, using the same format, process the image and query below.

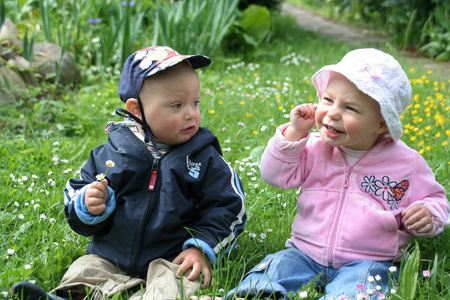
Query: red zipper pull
148,170,157,191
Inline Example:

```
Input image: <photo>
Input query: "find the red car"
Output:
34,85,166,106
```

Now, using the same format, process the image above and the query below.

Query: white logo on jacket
187,155,202,179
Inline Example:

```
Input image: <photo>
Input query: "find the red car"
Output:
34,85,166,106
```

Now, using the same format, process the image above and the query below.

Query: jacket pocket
338,194,399,256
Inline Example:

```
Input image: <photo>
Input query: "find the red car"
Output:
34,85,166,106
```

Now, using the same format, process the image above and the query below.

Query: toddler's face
315,72,388,150
139,62,201,145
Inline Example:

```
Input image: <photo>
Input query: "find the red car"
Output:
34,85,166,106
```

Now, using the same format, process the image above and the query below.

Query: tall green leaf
398,241,420,300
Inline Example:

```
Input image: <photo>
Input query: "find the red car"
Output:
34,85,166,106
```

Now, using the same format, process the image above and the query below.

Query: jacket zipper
130,156,161,275
326,140,390,266
327,165,353,265
148,157,159,191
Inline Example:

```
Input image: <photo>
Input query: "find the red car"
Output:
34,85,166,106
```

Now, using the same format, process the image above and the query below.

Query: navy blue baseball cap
118,46,211,102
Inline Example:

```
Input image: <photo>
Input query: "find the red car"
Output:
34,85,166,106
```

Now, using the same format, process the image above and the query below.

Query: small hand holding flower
88,160,115,215
402,203,433,234
85,179,109,215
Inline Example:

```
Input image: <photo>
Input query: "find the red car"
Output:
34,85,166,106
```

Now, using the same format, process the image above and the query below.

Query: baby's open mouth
326,125,343,134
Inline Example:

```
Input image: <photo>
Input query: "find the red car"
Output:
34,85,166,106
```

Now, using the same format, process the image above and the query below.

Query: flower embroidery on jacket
361,175,409,210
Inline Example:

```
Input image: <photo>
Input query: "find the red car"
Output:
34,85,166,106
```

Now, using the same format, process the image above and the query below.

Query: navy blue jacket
64,126,246,277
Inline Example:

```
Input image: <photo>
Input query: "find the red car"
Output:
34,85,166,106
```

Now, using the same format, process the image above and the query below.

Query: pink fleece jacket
260,126,449,268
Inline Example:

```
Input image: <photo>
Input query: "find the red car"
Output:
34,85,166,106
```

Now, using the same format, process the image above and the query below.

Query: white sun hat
312,48,412,141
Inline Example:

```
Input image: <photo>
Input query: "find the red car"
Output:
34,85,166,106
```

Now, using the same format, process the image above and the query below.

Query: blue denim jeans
226,247,399,299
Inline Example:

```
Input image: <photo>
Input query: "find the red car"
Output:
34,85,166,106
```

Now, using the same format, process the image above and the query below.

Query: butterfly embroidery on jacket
361,175,409,210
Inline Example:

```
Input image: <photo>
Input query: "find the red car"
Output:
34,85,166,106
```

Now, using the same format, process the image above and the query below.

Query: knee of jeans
244,257,275,280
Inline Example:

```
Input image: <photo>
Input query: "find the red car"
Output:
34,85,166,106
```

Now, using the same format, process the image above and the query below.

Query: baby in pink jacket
227,48,449,299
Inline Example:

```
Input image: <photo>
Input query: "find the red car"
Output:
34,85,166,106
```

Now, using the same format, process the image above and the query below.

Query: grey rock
0,66,27,104
32,42,81,85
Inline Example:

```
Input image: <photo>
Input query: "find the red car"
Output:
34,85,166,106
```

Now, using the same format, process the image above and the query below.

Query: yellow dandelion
278,106,284,111
435,132,441,138
425,125,431,131
427,70,433,74
253,130,258,135
276,94,281,99
208,110,215,114
276,84,281,88
254,73,258,77
442,141,448,146
411,110,418,115
238,77,243,82
246,113,253,118
418,141,425,146
409,68,415,72
419,149,424,154
425,146,431,151
410,136,417,141
218,100,223,105
414,104,421,108
446,130,450,136
435,114,445,126
240,101,245,105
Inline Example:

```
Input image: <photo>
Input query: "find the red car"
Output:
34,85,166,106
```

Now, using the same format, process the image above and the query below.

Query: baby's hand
284,104,317,141
85,179,109,215
173,247,212,289
402,203,433,234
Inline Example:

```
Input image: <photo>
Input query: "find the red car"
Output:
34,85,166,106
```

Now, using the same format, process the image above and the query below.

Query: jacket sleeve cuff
74,184,116,225
183,238,217,265
271,124,310,154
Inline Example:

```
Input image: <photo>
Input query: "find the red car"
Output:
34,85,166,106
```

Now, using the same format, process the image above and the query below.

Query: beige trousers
51,255,201,300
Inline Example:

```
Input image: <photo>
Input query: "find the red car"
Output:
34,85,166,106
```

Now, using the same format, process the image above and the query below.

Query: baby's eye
194,100,200,107
322,97,333,103
172,103,182,109
346,106,357,112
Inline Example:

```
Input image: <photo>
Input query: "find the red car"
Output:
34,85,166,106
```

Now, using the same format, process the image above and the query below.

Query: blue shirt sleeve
74,184,116,225
183,238,217,265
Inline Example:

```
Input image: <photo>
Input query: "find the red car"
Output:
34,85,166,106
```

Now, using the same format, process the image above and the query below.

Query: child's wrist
282,124,308,141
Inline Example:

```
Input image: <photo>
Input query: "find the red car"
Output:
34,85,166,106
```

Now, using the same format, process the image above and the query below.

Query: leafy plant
420,4,450,61
398,241,421,299
38,0,53,42
238,0,283,11
153,0,240,56
0,0,5,29
117,0,145,64
22,29,36,64
237,4,272,47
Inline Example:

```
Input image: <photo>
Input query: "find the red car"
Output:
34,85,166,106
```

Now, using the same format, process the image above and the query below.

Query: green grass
1,14,449,300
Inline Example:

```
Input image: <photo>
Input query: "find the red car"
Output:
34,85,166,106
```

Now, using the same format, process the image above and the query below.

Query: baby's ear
376,120,389,134
125,98,142,119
